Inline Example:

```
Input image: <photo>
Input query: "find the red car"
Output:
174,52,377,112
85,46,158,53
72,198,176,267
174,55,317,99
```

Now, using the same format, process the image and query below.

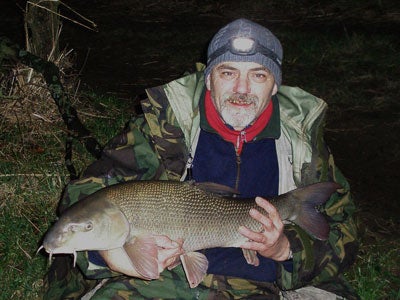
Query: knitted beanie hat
205,18,283,87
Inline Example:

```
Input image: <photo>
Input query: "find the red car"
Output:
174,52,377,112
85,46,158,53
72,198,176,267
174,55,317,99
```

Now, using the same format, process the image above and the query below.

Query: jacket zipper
235,152,241,191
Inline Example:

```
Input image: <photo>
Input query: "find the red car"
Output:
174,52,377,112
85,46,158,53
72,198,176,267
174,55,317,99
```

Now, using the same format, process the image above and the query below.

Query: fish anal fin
123,236,160,279
242,249,259,266
180,252,209,288
167,256,181,270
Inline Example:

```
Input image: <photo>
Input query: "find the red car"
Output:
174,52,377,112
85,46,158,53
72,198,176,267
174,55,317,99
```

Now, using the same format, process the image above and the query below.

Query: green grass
346,239,400,299
0,89,130,299
0,173,63,299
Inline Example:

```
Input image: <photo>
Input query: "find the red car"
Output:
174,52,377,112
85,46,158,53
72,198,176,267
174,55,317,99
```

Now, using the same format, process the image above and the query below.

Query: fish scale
102,181,274,251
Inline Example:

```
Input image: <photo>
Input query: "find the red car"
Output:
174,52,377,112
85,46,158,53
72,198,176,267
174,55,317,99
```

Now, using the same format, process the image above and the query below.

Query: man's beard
218,93,259,130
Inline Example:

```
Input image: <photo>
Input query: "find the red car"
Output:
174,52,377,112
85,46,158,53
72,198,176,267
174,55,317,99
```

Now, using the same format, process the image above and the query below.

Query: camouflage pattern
43,70,359,299
80,268,282,300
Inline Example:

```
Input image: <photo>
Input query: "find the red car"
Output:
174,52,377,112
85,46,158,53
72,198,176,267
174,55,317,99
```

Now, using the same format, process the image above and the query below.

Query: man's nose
233,76,250,94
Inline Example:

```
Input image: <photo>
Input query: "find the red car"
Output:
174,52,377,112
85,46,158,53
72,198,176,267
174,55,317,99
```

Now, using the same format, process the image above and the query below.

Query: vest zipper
235,152,241,191
234,130,247,191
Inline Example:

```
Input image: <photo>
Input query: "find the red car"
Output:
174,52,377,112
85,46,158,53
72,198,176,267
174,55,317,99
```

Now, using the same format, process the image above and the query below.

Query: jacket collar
199,89,281,140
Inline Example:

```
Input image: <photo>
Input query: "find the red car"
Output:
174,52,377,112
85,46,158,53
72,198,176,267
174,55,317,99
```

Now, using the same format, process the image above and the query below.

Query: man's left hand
239,196,291,261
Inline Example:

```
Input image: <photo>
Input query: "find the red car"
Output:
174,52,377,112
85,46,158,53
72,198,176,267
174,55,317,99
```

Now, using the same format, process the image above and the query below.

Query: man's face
206,61,278,131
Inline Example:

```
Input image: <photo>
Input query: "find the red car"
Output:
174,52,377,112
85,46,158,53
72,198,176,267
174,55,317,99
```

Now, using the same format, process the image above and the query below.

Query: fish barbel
40,180,339,288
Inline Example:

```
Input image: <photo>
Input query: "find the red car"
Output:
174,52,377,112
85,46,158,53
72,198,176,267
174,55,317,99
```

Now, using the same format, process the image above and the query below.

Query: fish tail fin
292,182,340,240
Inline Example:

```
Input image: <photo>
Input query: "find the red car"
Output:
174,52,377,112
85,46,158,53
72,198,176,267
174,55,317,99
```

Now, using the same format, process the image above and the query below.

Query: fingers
254,197,284,231
240,238,266,252
238,225,265,244
238,197,289,260
240,197,282,241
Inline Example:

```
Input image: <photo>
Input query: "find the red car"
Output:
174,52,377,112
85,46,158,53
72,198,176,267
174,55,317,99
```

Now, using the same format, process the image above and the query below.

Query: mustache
225,93,259,104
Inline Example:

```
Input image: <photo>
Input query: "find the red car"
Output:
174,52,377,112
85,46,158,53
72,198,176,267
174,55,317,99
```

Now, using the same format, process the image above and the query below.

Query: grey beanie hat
205,18,283,87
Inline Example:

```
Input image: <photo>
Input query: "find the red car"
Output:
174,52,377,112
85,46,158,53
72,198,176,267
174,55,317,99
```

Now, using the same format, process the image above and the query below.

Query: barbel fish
40,180,339,288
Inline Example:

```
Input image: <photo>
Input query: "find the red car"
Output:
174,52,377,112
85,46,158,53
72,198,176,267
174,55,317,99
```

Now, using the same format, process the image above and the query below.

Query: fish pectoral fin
180,252,209,288
242,249,259,266
123,236,160,280
99,248,147,278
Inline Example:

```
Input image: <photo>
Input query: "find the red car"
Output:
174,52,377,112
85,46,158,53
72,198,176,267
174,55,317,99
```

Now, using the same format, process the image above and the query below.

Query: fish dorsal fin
193,182,239,197
180,252,209,288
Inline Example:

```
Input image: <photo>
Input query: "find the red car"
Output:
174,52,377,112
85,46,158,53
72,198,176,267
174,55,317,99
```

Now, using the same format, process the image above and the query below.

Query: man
44,18,358,299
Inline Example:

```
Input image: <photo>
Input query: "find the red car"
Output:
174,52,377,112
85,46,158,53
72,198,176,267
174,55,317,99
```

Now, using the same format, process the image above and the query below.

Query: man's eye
222,71,234,77
253,73,267,79
252,72,268,82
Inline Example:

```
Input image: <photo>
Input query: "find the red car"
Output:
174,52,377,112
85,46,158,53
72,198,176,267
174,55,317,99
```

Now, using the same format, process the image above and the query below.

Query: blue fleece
192,129,279,198
192,129,292,281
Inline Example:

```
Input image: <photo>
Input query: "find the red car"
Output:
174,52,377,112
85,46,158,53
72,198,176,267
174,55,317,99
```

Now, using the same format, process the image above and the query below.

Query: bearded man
44,18,359,299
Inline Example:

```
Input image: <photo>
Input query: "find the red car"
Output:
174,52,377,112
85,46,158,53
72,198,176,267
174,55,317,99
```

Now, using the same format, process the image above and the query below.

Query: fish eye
85,222,93,231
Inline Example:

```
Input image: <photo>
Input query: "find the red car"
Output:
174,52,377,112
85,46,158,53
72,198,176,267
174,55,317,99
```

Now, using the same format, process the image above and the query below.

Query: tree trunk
25,0,60,61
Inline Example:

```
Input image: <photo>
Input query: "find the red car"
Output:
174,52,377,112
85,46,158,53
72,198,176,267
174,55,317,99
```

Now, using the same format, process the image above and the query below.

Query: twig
59,0,97,29
27,1,98,32
325,124,374,132
32,113,53,123
78,111,120,119
17,240,33,260
0,173,68,177
22,213,42,235
8,265,22,273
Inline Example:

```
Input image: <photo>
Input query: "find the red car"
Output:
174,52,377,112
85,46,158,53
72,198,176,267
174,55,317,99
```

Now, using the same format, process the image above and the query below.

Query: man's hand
239,197,291,261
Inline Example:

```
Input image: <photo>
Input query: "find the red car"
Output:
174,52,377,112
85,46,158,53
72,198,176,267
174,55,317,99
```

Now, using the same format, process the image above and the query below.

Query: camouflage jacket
58,67,358,298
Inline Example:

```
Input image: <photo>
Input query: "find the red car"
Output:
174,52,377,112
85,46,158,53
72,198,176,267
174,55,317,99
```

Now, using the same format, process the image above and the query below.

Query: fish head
42,197,130,255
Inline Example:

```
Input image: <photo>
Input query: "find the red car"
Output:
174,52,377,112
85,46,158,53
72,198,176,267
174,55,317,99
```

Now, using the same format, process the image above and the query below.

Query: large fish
40,180,339,288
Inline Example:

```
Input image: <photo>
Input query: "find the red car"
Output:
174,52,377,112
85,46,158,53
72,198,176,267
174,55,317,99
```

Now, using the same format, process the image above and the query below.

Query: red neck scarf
205,90,273,155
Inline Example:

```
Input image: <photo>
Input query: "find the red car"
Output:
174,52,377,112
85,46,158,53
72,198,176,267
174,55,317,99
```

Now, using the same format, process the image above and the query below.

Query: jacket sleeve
59,115,164,211
277,132,359,298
